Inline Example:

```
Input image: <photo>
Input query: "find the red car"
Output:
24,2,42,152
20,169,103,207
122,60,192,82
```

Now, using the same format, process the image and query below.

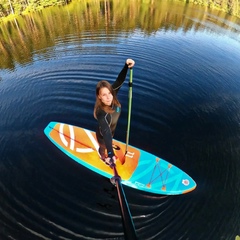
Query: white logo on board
126,151,134,158
182,179,190,186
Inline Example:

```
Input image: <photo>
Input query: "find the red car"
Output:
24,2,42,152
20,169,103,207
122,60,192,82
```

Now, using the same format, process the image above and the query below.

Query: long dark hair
93,80,121,119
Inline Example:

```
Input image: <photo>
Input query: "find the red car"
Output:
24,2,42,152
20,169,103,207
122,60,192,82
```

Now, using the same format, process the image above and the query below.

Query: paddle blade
119,155,126,165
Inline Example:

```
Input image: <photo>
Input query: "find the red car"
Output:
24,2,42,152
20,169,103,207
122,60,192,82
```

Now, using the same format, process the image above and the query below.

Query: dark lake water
0,0,240,239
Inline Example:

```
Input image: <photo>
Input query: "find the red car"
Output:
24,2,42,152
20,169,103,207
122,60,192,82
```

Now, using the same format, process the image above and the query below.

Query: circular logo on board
182,179,190,186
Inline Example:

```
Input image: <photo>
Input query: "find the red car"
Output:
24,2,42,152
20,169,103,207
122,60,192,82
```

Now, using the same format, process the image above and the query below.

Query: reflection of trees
185,0,239,16
0,0,68,16
0,0,239,69
7,0,14,15
0,0,239,19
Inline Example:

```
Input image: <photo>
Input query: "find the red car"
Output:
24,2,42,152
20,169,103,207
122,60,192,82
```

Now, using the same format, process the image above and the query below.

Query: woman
93,59,135,167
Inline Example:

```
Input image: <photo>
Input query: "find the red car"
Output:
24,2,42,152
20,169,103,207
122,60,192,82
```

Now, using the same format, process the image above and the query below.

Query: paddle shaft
125,68,133,154
111,67,137,238
112,166,137,240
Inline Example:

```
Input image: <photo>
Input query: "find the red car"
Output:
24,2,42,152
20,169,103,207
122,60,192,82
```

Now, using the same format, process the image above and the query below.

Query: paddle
109,67,137,239
120,68,133,164
110,165,138,239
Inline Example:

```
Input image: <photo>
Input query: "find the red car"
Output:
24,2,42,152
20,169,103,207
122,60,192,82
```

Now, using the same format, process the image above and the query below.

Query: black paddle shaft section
112,167,138,240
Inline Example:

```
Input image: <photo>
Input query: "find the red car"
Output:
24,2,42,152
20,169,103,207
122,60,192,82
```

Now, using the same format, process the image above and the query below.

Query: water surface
0,0,240,239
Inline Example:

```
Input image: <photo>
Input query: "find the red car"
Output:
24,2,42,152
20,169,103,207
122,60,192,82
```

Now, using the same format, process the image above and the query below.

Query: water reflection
0,0,240,70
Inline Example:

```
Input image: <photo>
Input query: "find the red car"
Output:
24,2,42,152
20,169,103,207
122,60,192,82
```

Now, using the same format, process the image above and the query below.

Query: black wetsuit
96,63,129,158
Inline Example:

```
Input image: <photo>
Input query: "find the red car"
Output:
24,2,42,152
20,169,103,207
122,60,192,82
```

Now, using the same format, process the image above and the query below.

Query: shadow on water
0,0,240,239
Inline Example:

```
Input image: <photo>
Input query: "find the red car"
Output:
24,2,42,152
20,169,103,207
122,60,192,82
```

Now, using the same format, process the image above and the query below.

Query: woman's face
98,87,113,106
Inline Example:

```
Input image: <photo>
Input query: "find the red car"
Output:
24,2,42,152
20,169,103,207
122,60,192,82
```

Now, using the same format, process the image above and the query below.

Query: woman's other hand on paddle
105,156,117,167
126,59,135,68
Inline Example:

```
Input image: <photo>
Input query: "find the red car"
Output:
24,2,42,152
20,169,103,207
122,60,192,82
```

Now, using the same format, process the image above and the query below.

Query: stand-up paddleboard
44,122,196,195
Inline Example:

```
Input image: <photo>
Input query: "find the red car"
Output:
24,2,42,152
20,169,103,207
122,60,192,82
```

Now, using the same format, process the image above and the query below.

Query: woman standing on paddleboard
93,59,135,167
